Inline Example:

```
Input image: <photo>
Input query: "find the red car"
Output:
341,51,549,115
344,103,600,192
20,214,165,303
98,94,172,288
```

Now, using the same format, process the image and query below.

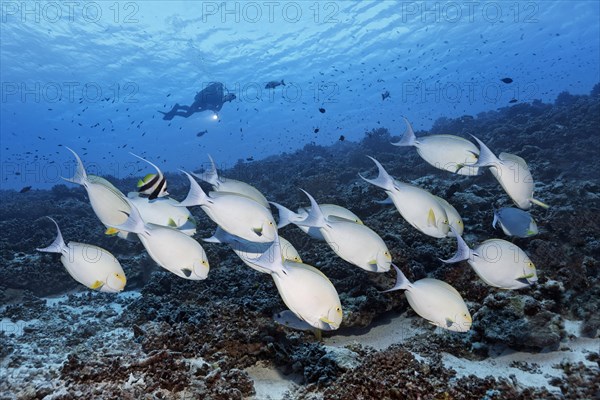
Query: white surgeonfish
37,217,126,293
111,199,209,280
272,202,363,241
492,207,538,238
360,156,450,238
382,264,471,332
285,190,392,272
127,192,196,236
204,227,301,274
471,136,549,210
131,153,169,200
441,227,538,289
249,235,343,331
391,117,480,176
62,147,131,236
193,155,269,208
178,171,277,243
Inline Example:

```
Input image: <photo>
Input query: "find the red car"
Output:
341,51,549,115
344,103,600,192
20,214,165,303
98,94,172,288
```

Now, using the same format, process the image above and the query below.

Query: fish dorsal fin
130,153,163,176
390,117,417,147
62,147,87,186
380,264,411,293
359,156,396,192
37,217,67,254
327,215,358,224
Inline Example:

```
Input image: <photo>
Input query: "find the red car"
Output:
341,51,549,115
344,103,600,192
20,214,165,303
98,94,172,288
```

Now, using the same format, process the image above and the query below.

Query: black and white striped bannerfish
131,153,168,200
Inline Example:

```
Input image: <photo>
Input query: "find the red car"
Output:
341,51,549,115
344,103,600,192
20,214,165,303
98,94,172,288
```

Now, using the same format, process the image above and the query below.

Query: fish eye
458,220,463,225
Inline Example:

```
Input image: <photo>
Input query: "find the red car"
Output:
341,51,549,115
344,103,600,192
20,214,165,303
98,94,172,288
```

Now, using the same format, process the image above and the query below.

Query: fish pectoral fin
105,227,119,236
181,268,192,278
167,218,177,227
530,198,550,209
526,229,537,236
90,280,104,290
319,316,334,325
252,227,263,237
366,260,379,272
445,318,454,328
427,208,437,227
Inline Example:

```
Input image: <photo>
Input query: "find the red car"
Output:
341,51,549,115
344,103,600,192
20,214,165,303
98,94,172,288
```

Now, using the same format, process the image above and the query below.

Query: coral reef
1,91,599,399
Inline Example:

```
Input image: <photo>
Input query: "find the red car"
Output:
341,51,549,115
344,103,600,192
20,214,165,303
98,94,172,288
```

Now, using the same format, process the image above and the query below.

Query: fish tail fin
296,190,326,228
178,171,208,207
37,217,67,254
110,199,146,234
249,234,288,278
270,201,303,229
471,136,501,168
492,212,499,229
390,116,417,147
440,227,472,263
381,264,411,293
530,198,550,209
195,154,220,186
203,227,233,244
375,197,394,205
62,147,87,185
281,80,285,85
359,156,396,192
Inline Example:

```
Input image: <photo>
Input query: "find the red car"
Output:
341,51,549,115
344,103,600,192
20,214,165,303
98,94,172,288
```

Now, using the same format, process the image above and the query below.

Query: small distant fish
314,128,319,133
265,80,285,89
319,108,326,113
196,130,208,137
19,186,32,193
381,91,390,101
509,98,518,103
246,156,254,161
166,93,171,97
501,77,513,84
339,135,345,141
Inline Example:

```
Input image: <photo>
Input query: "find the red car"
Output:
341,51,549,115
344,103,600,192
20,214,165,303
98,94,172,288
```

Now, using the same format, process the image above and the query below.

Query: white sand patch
324,311,427,350
246,361,302,400
442,320,599,393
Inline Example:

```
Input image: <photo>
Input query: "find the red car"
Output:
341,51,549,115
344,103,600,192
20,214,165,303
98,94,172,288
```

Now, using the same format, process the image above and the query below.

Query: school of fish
37,118,548,335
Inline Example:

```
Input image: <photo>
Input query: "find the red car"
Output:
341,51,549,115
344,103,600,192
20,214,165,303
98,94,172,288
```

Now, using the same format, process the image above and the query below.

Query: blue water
1,1,599,190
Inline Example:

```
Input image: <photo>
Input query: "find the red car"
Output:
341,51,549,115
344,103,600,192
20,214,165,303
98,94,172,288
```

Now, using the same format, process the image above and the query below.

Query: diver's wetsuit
160,82,234,120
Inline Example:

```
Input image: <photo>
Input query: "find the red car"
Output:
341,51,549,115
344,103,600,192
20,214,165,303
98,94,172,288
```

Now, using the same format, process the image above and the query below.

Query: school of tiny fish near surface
37,117,548,336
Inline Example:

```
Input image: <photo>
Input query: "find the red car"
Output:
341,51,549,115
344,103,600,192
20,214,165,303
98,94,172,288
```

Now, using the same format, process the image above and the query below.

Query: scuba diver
159,82,236,120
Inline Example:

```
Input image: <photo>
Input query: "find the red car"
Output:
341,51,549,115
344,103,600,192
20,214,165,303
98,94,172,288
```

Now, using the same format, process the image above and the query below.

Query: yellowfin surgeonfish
179,171,277,243
360,156,450,238
383,264,471,332
131,153,168,200
62,147,131,237
249,235,343,331
391,117,480,176
37,217,126,293
204,227,301,274
127,192,196,236
442,227,538,289
471,136,549,210
281,190,391,273
112,199,209,280
194,155,269,208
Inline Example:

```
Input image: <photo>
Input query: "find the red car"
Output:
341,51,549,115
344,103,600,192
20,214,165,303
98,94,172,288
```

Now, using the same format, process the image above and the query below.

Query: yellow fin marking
105,227,119,236
137,173,155,187
90,280,104,290
427,208,436,227
167,218,177,227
